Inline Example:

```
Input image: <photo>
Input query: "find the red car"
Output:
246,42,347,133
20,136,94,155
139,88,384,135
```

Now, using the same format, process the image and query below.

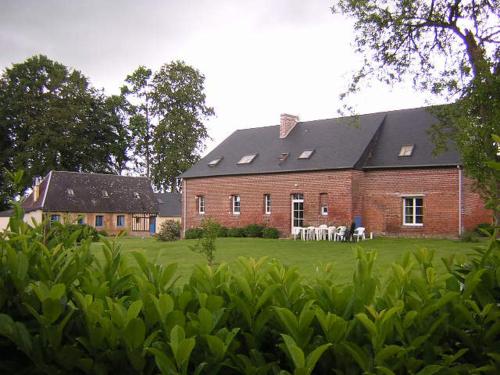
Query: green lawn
94,236,481,284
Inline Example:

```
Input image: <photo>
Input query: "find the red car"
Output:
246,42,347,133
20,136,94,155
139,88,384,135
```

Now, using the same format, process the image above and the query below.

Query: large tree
122,61,214,192
0,55,129,208
331,0,500,220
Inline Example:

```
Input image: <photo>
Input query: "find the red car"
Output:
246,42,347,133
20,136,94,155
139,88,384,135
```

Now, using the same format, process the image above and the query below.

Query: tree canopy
331,0,499,219
0,55,129,209
122,61,214,192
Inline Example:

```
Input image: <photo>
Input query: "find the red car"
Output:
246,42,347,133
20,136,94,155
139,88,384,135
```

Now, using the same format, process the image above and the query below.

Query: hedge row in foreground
0,205,499,374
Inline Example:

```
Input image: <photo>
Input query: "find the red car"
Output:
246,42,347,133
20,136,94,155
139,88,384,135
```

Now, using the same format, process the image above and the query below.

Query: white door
291,193,304,234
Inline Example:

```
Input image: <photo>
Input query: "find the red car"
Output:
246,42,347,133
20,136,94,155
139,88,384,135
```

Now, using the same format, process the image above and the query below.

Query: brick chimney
280,113,299,138
33,176,42,202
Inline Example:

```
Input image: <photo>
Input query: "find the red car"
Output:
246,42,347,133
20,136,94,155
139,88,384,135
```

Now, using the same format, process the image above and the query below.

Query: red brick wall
184,170,358,235
183,168,491,237
361,168,491,236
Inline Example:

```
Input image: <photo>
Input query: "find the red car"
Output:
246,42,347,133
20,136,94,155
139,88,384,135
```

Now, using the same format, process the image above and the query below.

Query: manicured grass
94,236,481,284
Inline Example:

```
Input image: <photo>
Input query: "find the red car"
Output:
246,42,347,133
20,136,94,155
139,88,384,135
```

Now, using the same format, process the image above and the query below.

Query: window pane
415,206,423,215
415,215,423,224
405,207,413,215
415,198,423,207
405,215,413,224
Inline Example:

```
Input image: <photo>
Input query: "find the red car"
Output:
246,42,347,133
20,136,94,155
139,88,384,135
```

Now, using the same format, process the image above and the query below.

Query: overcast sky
1,0,438,153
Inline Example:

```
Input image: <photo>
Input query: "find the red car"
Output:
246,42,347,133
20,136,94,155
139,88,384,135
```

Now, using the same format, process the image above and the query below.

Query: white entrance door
291,193,304,234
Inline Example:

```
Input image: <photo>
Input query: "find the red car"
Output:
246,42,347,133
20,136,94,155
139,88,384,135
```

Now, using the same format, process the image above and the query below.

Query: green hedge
1,204,499,374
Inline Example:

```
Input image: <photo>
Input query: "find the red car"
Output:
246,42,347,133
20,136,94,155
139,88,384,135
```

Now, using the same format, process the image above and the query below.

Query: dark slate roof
363,107,460,169
22,171,158,214
180,107,460,179
156,192,182,217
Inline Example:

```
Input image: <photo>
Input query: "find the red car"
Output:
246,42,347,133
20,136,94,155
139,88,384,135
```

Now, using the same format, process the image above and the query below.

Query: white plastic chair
305,226,316,241
292,227,302,240
327,226,336,241
353,227,366,242
334,226,346,242
316,225,328,240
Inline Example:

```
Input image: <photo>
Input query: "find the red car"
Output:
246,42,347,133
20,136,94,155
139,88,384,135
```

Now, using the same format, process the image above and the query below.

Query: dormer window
238,154,257,164
102,190,109,198
134,192,140,199
67,188,74,196
298,150,314,159
208,157,223,167
399,144,414,157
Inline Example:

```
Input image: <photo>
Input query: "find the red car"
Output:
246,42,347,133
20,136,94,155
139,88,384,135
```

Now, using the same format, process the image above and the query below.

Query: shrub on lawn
262,226,280,238
48,222,99,242
157,220,181,241
244,223,265,237
216,225,228,237
185,227,203,239
475,222,495,236
460,230,480,242
227,227,246,237
1,203,499,374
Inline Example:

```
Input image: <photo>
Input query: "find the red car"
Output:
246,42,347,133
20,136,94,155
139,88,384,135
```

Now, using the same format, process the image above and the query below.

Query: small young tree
190,218,219,266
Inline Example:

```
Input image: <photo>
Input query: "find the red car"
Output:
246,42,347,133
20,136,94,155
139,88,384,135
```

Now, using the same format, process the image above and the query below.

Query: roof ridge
51,170,149,179
236,105,440,131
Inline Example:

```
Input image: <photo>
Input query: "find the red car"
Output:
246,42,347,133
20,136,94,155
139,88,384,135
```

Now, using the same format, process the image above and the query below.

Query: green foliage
262,227,280,239
157,220,181,241
189,218,219,266
1,204,500,374
122,61,214,191
475,222,495,237
216,225,228,238
185,227,203,239
48,223,99,243
460,230,479,243
0,55,129,204
227,227,246,237
244,224,265,238
97,229,109,237
331,1,500,222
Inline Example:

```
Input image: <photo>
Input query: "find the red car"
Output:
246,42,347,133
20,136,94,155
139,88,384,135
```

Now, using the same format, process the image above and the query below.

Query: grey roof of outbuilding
156,193,182,217
22,171,158,214
180,107,460,179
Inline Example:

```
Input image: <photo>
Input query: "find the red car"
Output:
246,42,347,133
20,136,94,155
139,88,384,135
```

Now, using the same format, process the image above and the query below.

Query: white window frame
403,197,423,226
264,194,271,215
321,205,328,216
232,195,241,215
198,196,205,214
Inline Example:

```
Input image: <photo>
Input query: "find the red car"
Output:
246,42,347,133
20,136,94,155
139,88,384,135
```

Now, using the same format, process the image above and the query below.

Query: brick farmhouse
180,107,491,237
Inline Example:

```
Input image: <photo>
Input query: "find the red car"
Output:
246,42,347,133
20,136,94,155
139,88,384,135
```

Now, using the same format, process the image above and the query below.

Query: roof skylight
298,150,314,159
399,144,414,157
208,157,223,167
102,190,109,197
134,192,140,199
279,153,289,162
67,188,74,196
237,154,257,164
